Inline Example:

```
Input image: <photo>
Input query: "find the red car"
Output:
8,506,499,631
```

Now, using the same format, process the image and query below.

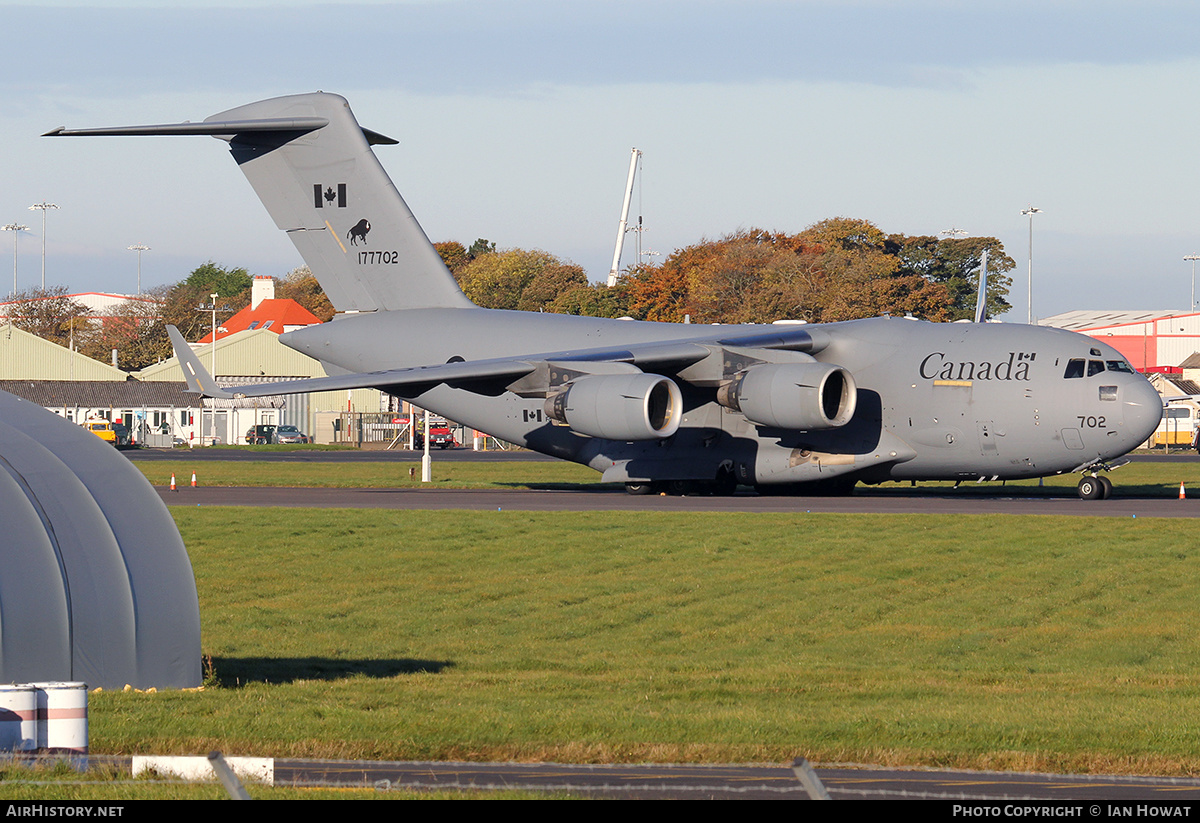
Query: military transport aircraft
45,92,1163,499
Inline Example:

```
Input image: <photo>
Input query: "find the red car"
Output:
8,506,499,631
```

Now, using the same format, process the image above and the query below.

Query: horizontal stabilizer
43,117,332,138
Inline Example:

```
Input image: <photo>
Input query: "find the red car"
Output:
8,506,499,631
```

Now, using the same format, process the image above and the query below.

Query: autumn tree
887,234,1014,321
438,238,497,290
548,282,631,318
161,262,254,342
621,261,693,323
434,241,469,275
4,286,91,348
184,261,253,297
619,220,1007,325
457,248,587,311
276,266,334,322
79,286,171,371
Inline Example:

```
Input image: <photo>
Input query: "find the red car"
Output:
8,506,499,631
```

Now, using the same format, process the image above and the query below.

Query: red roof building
197,276,321,343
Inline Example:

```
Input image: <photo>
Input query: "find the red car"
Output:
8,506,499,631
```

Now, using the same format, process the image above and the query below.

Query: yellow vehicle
1150,404,1198,448
86,420,118,444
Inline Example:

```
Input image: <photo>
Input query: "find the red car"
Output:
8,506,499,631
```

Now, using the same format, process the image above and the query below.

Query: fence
329,412,514,450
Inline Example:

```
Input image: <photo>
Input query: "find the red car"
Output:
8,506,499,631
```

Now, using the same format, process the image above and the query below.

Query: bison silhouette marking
347,218,371,245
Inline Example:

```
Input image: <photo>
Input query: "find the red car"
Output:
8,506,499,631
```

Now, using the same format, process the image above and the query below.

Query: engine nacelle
545,373,683,441
717,362,857,430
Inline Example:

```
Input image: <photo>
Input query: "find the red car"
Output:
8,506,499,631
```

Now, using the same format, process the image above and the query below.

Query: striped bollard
0,684,38,754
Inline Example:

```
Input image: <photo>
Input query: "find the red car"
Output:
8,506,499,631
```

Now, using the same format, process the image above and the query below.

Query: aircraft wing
166,323,830,399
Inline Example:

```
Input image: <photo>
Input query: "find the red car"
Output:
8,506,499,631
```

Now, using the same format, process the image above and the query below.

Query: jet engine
717,362,857,430
545,373,683,441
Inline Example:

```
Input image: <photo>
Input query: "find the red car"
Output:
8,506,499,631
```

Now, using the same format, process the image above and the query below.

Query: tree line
3,217,1012,372
439,218,1012,324
3,262,332,371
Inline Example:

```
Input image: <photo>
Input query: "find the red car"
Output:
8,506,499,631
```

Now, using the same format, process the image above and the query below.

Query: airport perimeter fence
331,411,516,451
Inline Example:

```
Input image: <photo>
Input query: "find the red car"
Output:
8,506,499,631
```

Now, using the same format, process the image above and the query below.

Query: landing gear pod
718,362,857,430
545,374,683,441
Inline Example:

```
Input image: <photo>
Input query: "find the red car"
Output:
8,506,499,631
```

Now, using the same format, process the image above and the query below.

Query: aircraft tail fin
47,92,474,313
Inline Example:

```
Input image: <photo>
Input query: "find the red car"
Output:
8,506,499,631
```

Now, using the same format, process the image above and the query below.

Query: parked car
245,424,278,444
275,425,310,444
427,426,457,449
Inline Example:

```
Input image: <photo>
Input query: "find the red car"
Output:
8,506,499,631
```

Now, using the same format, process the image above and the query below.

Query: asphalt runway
272,758,1200,801
129,446,552,462
130,446,1200,465
156,484,1200,517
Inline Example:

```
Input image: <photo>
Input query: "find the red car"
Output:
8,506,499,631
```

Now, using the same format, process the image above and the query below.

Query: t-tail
45,92,472,313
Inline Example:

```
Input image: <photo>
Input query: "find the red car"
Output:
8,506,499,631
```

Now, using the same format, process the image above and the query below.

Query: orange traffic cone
170,473,178,492
1180,482,1187,500
191,472,197,488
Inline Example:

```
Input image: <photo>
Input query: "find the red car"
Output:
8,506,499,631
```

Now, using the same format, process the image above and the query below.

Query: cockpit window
1087,360,1106,377
1064,359,1085,379
1106,360,1134,373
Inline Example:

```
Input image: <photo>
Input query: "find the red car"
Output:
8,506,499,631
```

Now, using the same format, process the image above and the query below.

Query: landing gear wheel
1077,476,1104,500
710,468,738,496
625,482,655,496
1098,476,1113,500
667,480,696,496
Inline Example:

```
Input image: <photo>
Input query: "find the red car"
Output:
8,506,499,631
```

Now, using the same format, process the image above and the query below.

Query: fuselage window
1099,386,1118,402
1087,360,1105,377
1064,359,1085,378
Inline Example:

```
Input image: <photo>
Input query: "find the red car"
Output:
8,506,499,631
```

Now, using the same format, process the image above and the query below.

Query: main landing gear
1076,474,1112,500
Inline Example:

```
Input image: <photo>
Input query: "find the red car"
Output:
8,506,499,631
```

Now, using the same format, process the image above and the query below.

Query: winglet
167,325,234,398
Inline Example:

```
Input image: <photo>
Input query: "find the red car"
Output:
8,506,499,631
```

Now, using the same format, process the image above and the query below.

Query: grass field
131,458,605,490
129,454,1200,498
82,497,1200,776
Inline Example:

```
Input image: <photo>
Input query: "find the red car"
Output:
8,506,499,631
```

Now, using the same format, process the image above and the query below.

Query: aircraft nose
1123,376,1163,446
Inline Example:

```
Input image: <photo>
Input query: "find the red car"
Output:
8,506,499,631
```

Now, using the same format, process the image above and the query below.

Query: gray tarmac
129,446,552,462
273,758,1200,800
155,484,1199,517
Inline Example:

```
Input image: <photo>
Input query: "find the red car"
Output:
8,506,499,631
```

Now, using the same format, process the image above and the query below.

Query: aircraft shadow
497,481,1177,499
209,656,454,687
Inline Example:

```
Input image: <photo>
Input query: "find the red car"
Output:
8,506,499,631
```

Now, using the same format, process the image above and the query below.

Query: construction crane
606,148,642,288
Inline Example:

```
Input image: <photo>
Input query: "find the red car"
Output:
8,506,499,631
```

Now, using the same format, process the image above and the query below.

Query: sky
3,0,1200,321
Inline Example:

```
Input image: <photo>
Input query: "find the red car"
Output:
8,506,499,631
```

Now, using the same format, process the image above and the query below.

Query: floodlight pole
1,224,29,298
127,244,150,295
196,293,232,446
27,202,58,290
1186,256,1200,311
1021,206,1042,325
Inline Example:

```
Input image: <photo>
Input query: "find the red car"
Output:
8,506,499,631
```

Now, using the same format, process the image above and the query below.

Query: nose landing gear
1075,457,1128,500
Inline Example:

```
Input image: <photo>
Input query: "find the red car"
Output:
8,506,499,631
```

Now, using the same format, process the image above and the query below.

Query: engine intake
545,373,683,441
717,362,857,430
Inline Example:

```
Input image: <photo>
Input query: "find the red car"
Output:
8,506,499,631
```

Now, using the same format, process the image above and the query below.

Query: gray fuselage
282,310,1163,487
